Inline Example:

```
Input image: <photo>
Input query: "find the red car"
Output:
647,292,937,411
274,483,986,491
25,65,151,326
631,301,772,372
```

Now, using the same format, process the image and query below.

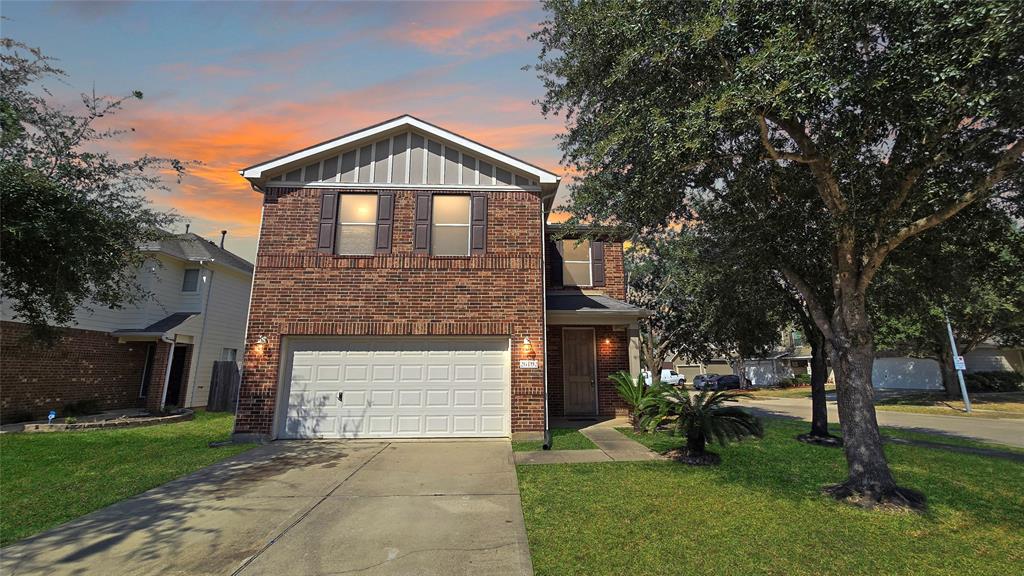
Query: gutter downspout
540,198,552,450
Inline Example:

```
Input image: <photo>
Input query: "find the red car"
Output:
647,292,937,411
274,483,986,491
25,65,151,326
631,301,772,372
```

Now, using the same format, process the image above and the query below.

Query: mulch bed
665,447,721,465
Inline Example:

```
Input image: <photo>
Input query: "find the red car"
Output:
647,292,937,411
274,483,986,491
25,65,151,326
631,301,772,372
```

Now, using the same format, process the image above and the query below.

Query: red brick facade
0,321,149,420
545,324,630,418
545,236,626,298
236,187,546,436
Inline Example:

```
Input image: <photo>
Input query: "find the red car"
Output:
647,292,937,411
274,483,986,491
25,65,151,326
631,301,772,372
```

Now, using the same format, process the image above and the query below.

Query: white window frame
182,268,200,292
430,195,472,256
335,193,377,255
562,240,592,286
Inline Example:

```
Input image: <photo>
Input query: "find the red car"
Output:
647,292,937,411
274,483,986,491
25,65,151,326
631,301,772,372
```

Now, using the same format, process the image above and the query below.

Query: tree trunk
686,431,706,454
936,345,960,398
827,291,907,502
808,330,831,437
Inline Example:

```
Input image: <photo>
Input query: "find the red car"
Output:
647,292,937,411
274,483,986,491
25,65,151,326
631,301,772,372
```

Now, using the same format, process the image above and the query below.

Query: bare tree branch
764,114,849,216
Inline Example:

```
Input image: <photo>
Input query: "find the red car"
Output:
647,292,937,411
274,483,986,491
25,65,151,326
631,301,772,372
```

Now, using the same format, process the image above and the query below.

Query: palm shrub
610,370,664,433
650,388,763,459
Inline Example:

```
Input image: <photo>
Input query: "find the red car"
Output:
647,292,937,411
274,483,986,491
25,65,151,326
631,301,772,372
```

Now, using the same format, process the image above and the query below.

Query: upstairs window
182,269,200,292
336,194,377,255
561,240,592,286
431,195,471,256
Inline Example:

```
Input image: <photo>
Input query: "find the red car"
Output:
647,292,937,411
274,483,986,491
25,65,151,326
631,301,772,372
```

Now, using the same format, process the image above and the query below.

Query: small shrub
610,371,664,432
3,410,36,424
648,388,763,463
964,371,1024,393
64,416,78,425
62,399,102,417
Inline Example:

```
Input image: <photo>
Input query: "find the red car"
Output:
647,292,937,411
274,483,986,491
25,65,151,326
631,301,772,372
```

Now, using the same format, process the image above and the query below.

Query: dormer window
561,240,592,286
336,194,377,255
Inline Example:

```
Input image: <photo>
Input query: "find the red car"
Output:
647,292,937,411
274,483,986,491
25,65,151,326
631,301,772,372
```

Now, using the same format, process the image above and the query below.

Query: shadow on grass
618,418,1024,531
0,442,374,574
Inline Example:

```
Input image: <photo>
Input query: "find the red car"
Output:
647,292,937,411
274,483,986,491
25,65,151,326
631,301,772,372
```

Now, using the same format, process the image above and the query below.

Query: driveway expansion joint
231,442,391,576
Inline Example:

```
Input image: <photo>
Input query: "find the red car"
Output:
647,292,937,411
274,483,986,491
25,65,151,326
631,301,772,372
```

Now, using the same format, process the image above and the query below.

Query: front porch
545,292,647,419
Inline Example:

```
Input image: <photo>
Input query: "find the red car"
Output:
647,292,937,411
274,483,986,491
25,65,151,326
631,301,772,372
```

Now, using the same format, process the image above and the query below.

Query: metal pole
944,312,972,413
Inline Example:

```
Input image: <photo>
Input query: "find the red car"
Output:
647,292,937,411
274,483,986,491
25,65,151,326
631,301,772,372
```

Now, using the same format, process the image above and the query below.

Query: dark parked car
712,374,752,390
692,373,720,390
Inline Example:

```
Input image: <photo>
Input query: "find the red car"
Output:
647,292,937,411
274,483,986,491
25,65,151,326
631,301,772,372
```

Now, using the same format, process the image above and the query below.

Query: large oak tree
532,0,1023,506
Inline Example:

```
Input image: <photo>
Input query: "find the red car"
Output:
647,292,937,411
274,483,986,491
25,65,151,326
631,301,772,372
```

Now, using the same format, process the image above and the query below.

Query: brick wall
0,321,148,421
545,236,627,300
546,324,630,418
237,187,546,436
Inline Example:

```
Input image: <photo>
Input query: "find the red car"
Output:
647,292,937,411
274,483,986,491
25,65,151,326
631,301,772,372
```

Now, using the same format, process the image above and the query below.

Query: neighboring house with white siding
1,232,253,420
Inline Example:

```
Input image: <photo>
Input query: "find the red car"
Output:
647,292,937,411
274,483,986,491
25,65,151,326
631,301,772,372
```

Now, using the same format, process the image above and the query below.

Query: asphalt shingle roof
143,233,254,274
545,293,645,313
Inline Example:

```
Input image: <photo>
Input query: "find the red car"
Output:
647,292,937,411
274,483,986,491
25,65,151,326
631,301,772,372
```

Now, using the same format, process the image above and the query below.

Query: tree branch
779,266,834,341
757,115,813,163
859,139,1024,291
763,114,849,215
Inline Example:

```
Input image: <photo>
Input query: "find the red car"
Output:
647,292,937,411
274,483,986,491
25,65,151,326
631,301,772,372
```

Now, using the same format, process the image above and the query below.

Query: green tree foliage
626,229,789,374
533,0,1022,506
871,206,1024,395
1,39,189,339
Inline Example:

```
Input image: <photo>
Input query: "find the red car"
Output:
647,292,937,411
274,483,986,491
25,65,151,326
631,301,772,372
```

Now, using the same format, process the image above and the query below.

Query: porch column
627,323,641,377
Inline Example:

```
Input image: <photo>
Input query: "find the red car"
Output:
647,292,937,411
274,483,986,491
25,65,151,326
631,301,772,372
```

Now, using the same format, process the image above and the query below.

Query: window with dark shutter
413,191,432,253
547,238,563,287
375,191,394,253
470,192,487,255
591,241,606,287
317,190,338,254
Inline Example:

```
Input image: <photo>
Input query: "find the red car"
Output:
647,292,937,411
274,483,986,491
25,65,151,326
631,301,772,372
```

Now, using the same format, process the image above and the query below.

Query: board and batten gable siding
264,131,540,189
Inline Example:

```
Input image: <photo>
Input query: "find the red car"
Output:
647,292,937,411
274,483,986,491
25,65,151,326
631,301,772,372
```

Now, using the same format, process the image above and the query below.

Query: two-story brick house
234,116,646,441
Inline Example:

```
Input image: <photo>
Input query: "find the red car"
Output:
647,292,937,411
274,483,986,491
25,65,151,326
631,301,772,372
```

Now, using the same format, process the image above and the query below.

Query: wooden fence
207,360,241,412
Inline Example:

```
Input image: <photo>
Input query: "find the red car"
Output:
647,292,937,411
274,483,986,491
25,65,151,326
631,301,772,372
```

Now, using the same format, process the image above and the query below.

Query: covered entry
278,337,511,439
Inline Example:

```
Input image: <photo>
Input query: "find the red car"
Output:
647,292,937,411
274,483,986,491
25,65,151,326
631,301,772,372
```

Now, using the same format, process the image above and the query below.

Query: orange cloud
379,0,537,55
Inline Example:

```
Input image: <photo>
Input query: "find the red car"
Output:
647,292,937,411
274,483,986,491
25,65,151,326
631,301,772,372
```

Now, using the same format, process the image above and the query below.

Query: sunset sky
5,0,566,261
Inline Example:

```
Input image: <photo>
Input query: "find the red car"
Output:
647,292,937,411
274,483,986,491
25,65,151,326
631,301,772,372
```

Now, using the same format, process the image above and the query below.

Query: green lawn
512,427,597,452
744,384,835,398
518,419,1024,576
875,392,1024,419
0,411,253,546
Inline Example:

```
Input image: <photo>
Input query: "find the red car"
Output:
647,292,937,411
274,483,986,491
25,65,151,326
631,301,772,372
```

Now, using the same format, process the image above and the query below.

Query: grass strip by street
512,427,597,452
742,384,835,399
0,411,253,546
518,419,1024,576
874,392,1024,419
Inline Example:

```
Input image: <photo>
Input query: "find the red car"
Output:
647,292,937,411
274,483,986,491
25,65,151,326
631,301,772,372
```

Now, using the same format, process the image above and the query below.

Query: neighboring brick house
234,115,647,441
0,233,253,421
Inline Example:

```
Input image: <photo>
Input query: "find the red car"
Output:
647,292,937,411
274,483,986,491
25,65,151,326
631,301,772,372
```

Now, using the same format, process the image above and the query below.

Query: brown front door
562,328,596,415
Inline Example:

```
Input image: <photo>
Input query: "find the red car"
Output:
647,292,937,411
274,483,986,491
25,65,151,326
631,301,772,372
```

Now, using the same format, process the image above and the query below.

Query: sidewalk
514,418,661,465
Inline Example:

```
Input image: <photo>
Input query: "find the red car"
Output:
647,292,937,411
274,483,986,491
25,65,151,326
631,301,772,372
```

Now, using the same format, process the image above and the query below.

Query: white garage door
278,338,510,439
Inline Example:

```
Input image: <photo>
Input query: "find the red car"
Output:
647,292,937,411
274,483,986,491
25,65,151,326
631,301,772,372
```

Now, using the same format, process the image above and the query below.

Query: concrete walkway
1,440,533,576
514,418,661,465
742,396,1024,448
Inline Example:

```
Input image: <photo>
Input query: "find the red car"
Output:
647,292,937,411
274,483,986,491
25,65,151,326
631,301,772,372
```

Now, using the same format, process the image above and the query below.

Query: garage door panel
280,338,509,439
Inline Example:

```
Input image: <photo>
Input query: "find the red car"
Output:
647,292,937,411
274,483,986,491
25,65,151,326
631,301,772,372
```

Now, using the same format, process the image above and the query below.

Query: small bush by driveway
0,411,252,546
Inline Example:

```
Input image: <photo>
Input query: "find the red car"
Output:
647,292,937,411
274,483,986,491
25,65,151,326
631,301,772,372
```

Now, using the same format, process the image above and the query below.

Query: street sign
953,355,967,371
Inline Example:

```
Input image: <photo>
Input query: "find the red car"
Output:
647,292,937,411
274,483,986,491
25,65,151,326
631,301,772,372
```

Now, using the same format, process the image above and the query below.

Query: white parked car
643,369,685,387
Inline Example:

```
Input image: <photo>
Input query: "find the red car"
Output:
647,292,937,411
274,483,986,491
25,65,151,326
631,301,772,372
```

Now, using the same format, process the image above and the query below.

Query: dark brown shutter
375,191,394,253
413,191,432,253
470,192,487,255
317,190,338,254
548,239,563,287
591,240,606,287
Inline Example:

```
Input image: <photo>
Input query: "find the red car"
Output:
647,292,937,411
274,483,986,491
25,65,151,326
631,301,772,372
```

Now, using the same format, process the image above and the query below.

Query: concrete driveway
1,440,532,576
